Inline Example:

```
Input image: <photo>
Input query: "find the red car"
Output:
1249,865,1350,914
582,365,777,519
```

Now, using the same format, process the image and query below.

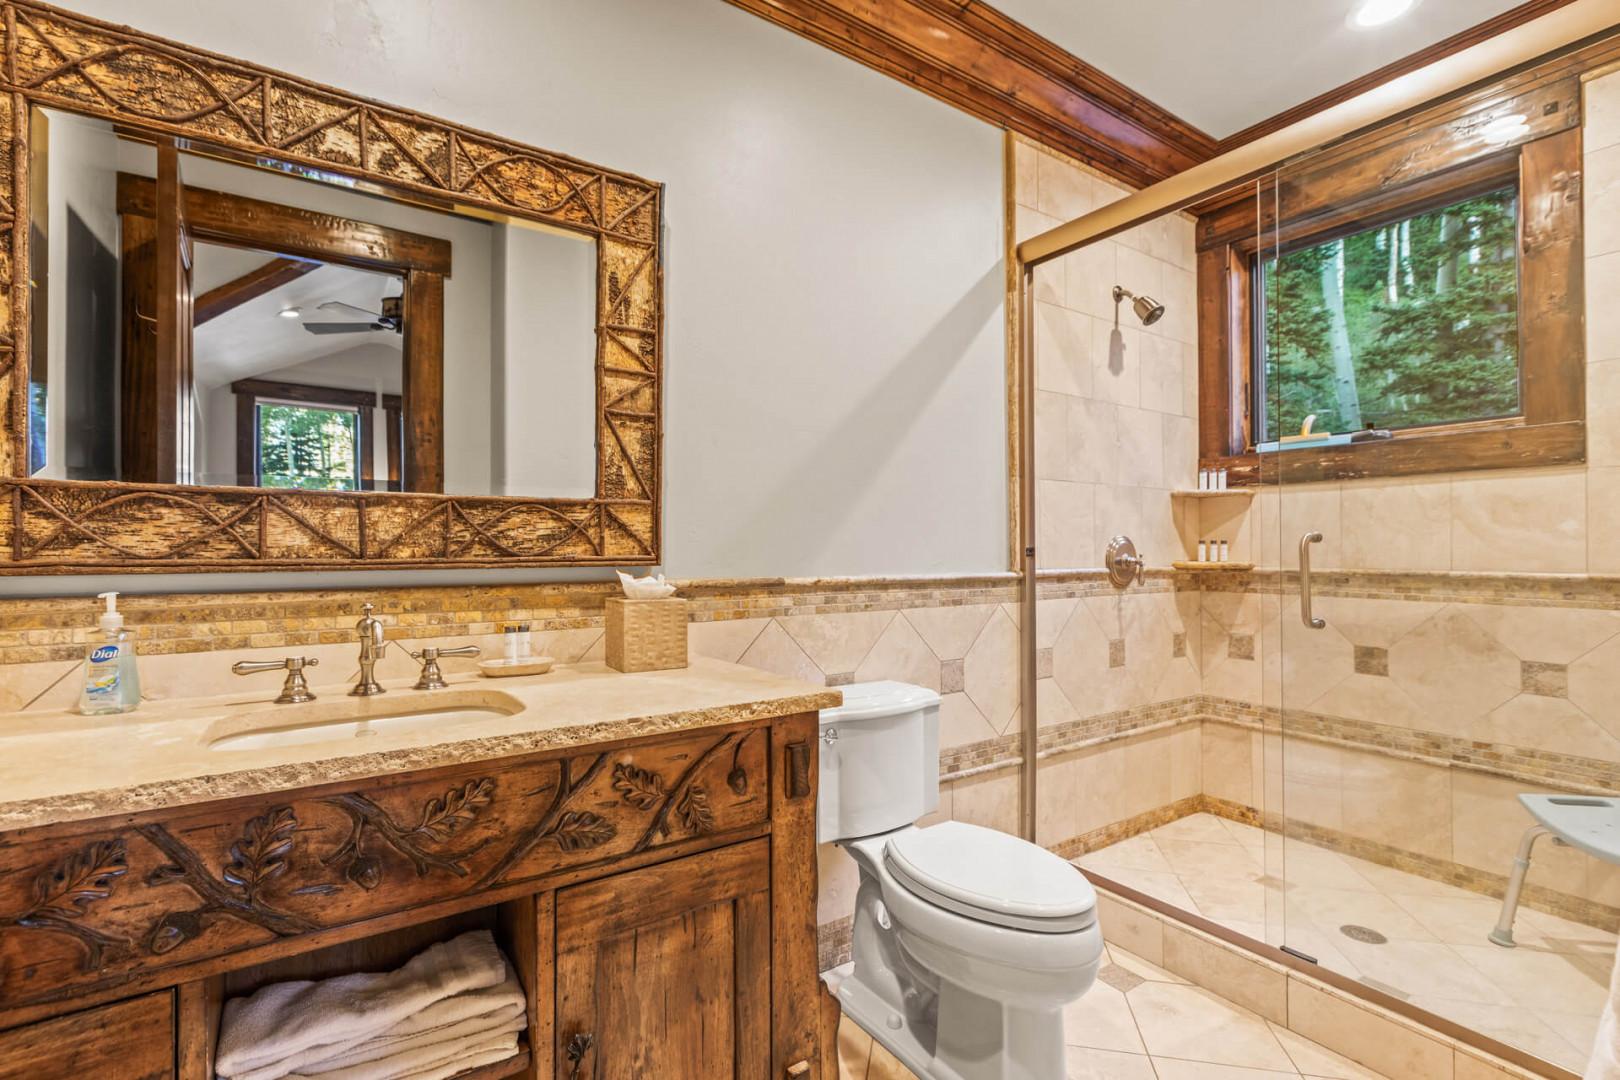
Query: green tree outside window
257,402,360,490
1258,186,1519,444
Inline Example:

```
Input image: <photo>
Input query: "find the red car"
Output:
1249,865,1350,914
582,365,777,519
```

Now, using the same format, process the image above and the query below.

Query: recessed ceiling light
1349,0,1417,29
277,307,301,319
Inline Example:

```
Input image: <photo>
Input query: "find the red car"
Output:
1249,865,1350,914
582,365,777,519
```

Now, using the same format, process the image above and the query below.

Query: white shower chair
1489,793,1620,947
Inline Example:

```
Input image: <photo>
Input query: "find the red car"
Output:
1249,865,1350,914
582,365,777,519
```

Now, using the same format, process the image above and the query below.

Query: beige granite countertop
0,658,839,831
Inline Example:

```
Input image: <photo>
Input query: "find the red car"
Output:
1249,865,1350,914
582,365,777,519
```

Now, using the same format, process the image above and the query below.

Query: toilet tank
818,681,941,843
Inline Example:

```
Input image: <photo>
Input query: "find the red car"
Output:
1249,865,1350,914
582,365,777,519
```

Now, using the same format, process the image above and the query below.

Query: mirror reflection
27,106,598,498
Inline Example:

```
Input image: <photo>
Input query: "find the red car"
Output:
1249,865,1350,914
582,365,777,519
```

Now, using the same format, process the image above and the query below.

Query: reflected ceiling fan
302,296,403,335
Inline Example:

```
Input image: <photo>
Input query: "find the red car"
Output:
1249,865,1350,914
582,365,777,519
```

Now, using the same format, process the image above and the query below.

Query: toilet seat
883,821,1097,934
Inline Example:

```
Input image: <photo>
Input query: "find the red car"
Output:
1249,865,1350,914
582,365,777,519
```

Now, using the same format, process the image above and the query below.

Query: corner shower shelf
1170,489,1255,500
1172,561,1255,572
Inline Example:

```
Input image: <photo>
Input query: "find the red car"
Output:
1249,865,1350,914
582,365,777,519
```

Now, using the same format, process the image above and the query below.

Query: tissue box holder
605,597,688,672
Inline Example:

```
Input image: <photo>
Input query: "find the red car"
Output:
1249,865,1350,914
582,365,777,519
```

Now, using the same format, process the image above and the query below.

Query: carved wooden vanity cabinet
0,709,825,1079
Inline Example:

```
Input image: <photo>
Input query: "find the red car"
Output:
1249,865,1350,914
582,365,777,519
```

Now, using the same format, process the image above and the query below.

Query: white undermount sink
204,690,524,752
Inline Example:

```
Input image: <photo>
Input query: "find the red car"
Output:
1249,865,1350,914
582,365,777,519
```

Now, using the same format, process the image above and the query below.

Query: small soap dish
478,656,555,678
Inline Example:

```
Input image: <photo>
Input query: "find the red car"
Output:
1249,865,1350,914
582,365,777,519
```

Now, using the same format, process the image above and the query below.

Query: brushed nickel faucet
351,603,387,697
232,656,319,704
409,645,482,690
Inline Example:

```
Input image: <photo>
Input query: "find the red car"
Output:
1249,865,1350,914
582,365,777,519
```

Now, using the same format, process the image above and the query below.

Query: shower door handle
1299,531,1325,630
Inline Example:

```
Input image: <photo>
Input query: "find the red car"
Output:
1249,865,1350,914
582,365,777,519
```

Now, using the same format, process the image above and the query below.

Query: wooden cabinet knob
786,1061,811,1078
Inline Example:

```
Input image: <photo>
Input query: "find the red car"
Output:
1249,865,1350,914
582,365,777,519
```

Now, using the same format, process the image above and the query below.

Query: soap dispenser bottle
79,591,141,715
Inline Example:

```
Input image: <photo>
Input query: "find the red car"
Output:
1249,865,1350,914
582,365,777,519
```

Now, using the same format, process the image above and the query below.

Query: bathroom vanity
0,659,837,1079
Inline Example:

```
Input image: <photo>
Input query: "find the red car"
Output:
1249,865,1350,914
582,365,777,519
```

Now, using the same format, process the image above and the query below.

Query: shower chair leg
1489,824,1551,947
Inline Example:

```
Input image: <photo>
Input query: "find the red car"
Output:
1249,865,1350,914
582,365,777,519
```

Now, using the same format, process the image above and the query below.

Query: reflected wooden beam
194,257,319,326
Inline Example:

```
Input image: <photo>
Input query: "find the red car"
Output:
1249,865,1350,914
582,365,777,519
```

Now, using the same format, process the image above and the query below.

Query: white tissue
616,570,677,600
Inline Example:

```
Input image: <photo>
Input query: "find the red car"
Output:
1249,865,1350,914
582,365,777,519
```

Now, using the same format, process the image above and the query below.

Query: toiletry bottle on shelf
79,591,141,715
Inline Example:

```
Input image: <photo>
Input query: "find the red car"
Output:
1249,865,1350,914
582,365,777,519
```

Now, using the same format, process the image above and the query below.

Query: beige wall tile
1339,477,1451,570
1255,485,1341,570
1064,240,1120,320
1035,390,1072,482
1066,396,1120,485
1035,148,1095,221
1013,137,1038,210
1115,408,1166,489
1588,141,1620,261
1588,360,1620,465
962,607,1020,734
1451,469,1587,573
1038,480,1097,570
1340,747,1452,862
1386,607,1522,735
1035,301,1094,397
1588,70,1620,155
1286,979,1455,1079
1161,924,1288,1024
778,611,894,676
949,767,1019,834
686,617,770,663
901,605,997,662
1590,467,1620,573
1092,318,1143,408
1202,722,1255,807
937,691,996,749
737,620,824,684
854,614,941,691
1591,251,1620,366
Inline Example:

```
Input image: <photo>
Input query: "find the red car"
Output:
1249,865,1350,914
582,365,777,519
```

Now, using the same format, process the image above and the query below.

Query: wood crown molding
728,0,1581,194
1215,0,1585,151
722,0,1216,189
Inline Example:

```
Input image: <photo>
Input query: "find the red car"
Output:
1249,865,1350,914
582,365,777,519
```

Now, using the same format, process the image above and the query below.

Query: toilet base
828,963,1069,1080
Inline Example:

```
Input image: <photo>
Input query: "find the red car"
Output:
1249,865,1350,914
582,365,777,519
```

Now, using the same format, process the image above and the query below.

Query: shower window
1254,185,1521,446
1193,96,1587,486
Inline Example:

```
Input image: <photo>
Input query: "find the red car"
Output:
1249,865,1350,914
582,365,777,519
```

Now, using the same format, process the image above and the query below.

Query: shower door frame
1012,6,1620,1077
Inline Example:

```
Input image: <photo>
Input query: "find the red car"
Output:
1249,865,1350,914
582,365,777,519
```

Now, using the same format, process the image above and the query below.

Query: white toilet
820,681,1103,1080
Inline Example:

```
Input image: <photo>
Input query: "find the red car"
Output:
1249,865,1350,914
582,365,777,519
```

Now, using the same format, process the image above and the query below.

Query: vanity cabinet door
553,840,771,1078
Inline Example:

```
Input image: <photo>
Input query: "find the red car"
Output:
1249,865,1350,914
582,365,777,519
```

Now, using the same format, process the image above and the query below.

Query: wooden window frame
232,378,382,492
1195,68,1586,485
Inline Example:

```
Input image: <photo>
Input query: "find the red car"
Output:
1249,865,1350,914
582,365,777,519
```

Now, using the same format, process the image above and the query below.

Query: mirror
26,106,597,498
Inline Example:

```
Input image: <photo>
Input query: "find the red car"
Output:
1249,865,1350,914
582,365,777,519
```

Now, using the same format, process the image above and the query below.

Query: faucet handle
232,656,319,704
409,645,480,690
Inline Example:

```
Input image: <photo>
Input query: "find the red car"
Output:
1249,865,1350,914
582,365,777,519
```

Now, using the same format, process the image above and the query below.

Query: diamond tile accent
1097,964,1146,993
1036,647,1054,679
826,671,855,687
1354,645,1389,677
1228,633,1255,661
1172,631,1187,659
1109,638,1127,668
1522,660,1569,698
940,658,965,694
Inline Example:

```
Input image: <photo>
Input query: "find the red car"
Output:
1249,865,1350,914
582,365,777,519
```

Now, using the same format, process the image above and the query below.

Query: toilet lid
884,821,1097,934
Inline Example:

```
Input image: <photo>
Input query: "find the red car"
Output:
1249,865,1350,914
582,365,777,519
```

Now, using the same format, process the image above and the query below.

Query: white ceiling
989,0,1525,138
192,246,402,390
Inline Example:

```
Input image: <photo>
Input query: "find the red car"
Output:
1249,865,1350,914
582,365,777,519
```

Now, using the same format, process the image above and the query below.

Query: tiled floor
1077,812,1616,1074
836,940,1390,1079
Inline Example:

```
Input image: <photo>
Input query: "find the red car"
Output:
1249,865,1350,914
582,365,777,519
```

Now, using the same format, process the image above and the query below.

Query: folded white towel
216,931,508,1080
288,1026,522,1080
289,970,524,1076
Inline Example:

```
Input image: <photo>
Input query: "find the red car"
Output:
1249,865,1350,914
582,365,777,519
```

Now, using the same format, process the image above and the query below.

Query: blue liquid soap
78,591,141,715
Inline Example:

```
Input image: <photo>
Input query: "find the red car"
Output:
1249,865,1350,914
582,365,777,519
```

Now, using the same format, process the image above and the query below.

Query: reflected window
1255,185,1520,446
255,400,361,490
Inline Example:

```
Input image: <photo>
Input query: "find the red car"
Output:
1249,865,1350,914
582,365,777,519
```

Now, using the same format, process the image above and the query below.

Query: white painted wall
17,0,1007,595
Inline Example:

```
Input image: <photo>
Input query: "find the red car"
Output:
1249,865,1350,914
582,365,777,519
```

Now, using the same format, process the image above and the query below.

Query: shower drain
1339,924,1388,944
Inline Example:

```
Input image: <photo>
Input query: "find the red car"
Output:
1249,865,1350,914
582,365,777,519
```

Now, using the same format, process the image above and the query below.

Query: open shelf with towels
179,900,538,1080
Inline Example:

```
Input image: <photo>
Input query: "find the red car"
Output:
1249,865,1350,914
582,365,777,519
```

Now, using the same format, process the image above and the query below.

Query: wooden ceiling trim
722,0,1216,189
1216,0,1584,151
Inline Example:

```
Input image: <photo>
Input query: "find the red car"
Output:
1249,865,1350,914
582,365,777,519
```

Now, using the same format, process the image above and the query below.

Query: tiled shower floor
1076,813,1614,1074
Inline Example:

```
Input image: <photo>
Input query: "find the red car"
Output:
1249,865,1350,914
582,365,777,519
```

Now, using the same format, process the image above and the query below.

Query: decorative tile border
1192,566,1620,609
1047,795,1204,860
1201,696,1620,794
0,573,1019,666
818,913,853,973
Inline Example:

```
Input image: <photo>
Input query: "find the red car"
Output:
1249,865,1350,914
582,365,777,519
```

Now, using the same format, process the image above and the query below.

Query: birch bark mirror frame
0,0,664,574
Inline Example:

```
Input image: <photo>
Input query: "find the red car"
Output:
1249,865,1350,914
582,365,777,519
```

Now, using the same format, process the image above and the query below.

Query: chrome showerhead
1112,285,1165,327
